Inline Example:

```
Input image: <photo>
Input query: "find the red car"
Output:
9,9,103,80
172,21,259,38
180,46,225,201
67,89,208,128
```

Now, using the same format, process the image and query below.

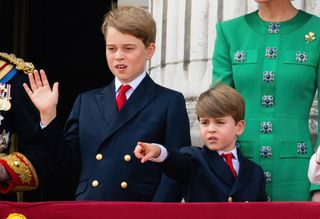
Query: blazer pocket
284,50,317,67
231,49,258,65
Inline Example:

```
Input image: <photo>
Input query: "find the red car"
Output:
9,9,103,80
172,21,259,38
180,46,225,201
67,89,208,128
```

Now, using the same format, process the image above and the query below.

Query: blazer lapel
95,81,118,127
101,74,158,141
230,150,254,194
202,146,235,187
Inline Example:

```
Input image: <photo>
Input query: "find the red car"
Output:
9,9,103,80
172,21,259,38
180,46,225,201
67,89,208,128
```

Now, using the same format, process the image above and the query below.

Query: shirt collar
217,147,238,160
115,72,147,93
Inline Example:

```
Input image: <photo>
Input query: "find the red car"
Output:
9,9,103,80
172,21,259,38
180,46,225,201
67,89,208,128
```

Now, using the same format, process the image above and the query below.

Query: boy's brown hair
101,6,156,47
196,84,245,123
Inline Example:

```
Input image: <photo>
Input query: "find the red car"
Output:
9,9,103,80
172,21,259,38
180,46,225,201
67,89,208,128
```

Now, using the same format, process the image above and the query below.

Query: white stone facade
147,0,320,146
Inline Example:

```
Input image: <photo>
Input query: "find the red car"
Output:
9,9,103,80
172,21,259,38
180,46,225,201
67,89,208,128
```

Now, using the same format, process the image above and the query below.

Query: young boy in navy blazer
135,84,267,202
23,6,190,201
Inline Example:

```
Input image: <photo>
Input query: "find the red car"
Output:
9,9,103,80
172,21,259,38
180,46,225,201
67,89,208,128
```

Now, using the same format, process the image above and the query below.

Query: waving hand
23,69,59,125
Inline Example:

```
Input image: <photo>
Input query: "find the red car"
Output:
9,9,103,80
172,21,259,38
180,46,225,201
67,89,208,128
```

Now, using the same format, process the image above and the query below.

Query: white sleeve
308,147,320,184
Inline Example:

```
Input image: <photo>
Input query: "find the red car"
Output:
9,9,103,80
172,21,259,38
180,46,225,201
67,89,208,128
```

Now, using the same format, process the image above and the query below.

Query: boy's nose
115,51,124,59
208,125,217,132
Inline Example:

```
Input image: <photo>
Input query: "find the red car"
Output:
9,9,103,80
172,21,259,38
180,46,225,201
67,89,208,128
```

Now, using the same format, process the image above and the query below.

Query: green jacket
212,10,320,201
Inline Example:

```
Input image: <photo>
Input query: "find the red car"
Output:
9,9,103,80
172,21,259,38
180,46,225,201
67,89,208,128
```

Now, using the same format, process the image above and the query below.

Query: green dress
212,10,320,201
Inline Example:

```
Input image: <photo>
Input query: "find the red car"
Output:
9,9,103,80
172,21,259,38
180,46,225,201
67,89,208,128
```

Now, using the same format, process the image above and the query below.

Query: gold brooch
305,32,316,43
6,213,27,219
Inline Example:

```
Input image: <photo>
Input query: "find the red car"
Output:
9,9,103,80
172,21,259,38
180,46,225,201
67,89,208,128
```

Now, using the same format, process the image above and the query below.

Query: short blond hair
101,6,156,47
196,84,245,123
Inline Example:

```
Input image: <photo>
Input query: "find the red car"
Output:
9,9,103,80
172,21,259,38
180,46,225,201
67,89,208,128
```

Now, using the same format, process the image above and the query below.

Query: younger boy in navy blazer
135,84,267,202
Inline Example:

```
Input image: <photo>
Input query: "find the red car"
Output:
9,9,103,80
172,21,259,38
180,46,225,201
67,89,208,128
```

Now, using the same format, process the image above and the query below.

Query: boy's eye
107,47,116,52
200,121,208,125
125,47,134,51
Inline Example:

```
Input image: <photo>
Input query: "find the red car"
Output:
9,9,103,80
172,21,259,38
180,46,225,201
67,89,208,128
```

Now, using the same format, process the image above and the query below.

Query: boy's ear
146,43,156,60
236,120,245,136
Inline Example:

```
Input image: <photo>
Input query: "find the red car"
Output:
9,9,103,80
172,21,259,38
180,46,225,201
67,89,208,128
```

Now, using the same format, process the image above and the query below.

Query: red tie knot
119,84,131,94
221,153,233,160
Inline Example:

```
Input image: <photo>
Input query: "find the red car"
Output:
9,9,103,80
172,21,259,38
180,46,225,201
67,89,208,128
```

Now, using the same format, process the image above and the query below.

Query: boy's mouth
208,136,218,141
115,64,127,69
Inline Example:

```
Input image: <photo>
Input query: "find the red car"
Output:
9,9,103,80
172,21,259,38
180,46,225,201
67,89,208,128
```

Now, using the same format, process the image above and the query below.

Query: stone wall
149,0,320,146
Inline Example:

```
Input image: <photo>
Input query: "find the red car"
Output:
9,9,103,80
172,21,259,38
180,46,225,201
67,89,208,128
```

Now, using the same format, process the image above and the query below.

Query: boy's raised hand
134,142,161,163
23,69,59,125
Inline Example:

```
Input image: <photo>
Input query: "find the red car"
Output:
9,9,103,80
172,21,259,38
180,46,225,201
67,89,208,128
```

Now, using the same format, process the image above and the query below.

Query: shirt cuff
149,144,168,163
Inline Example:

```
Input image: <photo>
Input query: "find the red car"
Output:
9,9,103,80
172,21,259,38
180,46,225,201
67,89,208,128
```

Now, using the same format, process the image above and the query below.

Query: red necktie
116,84,131,110
221,153,237,178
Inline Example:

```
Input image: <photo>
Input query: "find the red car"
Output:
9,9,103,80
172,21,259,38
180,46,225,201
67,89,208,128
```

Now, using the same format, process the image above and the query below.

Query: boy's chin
206,144,220,151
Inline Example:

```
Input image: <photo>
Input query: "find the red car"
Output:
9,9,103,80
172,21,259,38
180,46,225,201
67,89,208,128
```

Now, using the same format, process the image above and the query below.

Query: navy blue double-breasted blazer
40,74,191,201
158,146,267,202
